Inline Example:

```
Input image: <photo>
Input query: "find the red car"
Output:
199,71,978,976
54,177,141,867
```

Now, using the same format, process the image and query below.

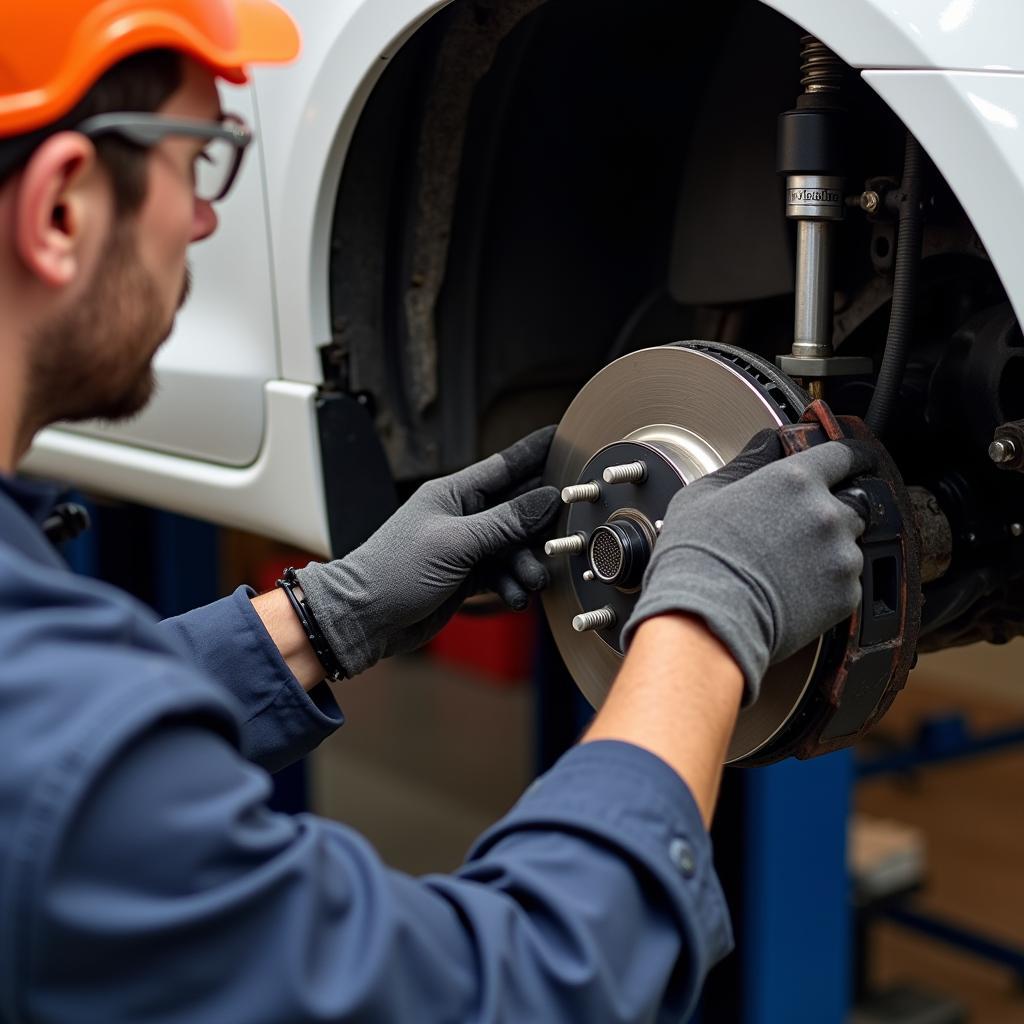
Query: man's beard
26,220,188,432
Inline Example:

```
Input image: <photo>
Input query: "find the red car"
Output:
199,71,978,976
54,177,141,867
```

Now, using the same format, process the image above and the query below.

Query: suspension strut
777,36,871,395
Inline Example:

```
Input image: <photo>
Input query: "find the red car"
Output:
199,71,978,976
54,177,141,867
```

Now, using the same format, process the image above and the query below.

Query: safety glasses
74,112,252,203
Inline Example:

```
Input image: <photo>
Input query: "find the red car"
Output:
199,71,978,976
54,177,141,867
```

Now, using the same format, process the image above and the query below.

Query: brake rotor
542,341,818,765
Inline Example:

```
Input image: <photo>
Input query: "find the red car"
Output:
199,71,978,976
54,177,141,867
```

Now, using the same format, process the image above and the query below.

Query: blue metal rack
883,905,1024,985
858,712,1024,780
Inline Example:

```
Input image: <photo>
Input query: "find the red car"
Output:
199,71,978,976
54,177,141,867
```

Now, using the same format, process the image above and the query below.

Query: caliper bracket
753,399,922,762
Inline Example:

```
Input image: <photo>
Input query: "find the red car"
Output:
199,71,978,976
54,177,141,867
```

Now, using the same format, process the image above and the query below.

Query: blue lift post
532,616,594,773
740,750,854,1024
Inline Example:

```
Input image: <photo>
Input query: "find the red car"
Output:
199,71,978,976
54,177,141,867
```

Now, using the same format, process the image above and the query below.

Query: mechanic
0,3,874,1021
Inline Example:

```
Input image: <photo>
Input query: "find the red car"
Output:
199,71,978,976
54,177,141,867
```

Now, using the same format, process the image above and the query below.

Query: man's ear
13,132,108,288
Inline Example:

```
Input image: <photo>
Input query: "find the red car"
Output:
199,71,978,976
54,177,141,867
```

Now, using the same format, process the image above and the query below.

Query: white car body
23,0,1024,556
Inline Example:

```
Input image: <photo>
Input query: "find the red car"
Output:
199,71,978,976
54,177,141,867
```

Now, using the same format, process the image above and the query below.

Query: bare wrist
584,613,743,826
251,588,326,692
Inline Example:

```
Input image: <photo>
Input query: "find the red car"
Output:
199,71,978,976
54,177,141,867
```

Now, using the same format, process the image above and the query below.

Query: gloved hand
621,428,879,704
295,426,561,679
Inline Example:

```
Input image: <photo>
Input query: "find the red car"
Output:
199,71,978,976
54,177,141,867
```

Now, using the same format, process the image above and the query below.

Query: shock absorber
777,36,871,395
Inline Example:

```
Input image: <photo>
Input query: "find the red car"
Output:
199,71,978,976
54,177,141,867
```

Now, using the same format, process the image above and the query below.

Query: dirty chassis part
766,400,922,762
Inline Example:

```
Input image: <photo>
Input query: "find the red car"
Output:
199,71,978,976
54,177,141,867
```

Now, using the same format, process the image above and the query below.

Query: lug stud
561,481,601,504
602,461,647,485
544,533,586,556
572,607,617,633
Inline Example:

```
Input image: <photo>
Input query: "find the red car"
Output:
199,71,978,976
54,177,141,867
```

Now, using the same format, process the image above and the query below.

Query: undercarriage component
776,36,872,388
907,486,952,584
769,401,922,761
990,420,1024,472
333,0,1024,686
542,342,922,765
863,133,926,436
989,436,1020,467
921,301,1024,498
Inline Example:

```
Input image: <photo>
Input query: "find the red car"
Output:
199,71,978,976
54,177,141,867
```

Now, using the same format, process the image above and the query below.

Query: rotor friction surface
542,344,820,764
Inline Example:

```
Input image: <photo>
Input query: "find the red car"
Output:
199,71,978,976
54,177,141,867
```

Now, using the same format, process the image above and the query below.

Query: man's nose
191,198,218,243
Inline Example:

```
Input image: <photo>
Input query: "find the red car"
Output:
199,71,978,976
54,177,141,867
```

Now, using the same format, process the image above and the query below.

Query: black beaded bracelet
276,568,345,682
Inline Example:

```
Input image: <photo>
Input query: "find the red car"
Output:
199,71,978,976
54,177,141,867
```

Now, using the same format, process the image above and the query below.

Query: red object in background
427,605,538,685
255,552,311,594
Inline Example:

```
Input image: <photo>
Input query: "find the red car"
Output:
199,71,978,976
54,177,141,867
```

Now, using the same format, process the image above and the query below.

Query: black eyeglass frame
73,112,252,202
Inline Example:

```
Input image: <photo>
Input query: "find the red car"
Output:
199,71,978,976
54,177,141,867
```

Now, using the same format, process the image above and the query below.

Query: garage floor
856,641,1024,1024
312,640,1024,1022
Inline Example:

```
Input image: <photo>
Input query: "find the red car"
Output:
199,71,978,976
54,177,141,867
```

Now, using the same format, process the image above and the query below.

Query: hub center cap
588,520,650,587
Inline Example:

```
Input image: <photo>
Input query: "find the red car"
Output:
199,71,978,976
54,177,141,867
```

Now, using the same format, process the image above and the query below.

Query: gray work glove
295,426,561,679
621,429,878,704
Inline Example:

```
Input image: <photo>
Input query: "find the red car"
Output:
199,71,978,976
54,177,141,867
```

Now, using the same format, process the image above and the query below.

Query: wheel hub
560,438,688,652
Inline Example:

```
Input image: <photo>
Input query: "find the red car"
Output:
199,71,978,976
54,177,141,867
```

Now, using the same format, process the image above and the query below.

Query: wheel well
326,0,963,480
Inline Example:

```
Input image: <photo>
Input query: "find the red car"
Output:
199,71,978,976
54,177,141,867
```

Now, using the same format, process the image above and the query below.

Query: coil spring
800,35,843,95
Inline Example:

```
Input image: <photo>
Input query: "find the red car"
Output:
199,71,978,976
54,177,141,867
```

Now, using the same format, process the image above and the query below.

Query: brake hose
865,132,925,436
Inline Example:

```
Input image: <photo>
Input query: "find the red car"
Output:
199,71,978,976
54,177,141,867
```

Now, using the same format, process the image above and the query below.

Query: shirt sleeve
26,729,732,1024
159,585,344,772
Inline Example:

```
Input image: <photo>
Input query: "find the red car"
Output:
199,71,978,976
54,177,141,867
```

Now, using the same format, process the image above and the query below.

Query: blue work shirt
0,475,732,1023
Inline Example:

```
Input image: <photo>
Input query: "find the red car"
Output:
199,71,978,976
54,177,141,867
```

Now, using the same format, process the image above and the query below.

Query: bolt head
1012,523,1023,538
860,190,880,214
989,438,1017,464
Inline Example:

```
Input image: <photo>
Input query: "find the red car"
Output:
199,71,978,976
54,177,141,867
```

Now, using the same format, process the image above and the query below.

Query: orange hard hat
0,0,301,136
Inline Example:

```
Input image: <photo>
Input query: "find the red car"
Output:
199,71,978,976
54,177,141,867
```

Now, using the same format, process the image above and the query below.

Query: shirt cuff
468,740,734,1011
160,586,344,773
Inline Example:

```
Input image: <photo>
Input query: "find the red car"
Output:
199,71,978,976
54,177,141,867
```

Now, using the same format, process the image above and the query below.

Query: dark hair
0,49,182,213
